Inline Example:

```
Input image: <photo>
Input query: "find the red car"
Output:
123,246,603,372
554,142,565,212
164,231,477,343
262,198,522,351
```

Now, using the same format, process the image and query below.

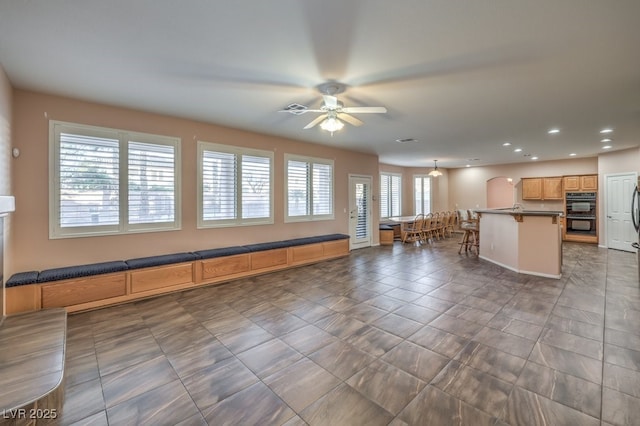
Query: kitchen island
476,209,563,279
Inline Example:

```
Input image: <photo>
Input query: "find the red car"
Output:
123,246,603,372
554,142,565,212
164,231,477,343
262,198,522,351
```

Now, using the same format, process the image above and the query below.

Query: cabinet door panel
563,176,580,191
522,178,542,200
543,177,563,200
581,175,598,190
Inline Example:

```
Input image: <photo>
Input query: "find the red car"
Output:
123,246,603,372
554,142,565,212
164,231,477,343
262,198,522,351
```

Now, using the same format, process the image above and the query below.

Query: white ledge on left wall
0,195,15,216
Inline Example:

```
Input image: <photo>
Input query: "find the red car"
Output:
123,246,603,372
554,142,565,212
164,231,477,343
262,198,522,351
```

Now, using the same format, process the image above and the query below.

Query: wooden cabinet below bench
200,254,251,280
130,263,194,294
251,249,288,270
41,272,127,308
6,236,350,315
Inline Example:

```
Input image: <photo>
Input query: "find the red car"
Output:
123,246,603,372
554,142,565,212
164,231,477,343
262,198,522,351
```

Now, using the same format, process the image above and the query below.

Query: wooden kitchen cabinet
542,177,563,199
522,178,542,200
563,176,580,191
580,175,598,190
563,175,597,191
522,177,562,200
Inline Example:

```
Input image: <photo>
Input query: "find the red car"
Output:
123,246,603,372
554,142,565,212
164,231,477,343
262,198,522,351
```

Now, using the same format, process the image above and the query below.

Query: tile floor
60,237,639,425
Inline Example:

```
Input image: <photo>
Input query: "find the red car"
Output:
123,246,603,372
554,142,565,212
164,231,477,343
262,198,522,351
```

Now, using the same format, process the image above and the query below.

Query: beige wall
597,147,640,246
448,157,598,211
379,163,450,215
0,65,12,317
0,67,10,196
487,177,515,209
9,90,380,275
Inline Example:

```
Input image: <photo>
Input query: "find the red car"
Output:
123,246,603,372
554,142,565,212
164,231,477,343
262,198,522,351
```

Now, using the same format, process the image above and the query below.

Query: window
285,154,334,222
198,141,273,227
380,173,401,218
50,121,181,238
414,175,432,215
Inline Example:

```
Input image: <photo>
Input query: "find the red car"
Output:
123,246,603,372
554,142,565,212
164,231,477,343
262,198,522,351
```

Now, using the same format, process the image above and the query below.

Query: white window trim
49,120,181,239
414,174,433,215
197,141,274,228
284,153,335,222
380,172,402,218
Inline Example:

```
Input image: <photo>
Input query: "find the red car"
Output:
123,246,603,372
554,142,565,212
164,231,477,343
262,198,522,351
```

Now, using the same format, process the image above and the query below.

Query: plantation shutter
313,163,332,215
287,160,310,217
128,141,176,224
58,133,120,228
202,150,237,220
241,154,271,219
390,175,401,216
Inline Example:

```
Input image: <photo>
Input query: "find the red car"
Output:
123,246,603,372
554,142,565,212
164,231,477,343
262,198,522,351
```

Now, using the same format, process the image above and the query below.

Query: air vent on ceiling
282,103,308,115
395,138,418,143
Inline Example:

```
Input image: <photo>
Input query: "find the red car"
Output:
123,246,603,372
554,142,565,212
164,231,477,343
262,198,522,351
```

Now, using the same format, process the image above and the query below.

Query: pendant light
428,160,443,177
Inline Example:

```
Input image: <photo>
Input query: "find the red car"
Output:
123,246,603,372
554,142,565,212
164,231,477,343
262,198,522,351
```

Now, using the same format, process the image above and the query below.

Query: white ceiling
1,1,639,168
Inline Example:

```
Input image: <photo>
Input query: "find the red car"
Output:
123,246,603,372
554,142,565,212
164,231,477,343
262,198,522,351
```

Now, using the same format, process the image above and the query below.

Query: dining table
386,216,420,242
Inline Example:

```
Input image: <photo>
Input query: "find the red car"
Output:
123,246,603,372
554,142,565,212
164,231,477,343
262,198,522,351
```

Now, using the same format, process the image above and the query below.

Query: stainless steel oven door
571,220,591,231
571,202,591,212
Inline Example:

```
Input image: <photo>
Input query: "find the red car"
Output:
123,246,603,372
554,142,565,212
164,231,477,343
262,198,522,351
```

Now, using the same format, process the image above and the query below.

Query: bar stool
458,212,479,254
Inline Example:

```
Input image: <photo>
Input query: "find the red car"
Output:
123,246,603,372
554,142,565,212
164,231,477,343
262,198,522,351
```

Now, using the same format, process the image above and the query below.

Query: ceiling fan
279,82,387,133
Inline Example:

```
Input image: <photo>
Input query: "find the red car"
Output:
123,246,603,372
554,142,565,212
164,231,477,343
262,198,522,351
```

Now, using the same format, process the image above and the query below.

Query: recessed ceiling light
514,148,523,152
601,138,612,143
466,164,471,168
600,128,613,134
502,142,511,146
602,145,612,149
548,128,560,134
569,153,577,156
531,156,539,160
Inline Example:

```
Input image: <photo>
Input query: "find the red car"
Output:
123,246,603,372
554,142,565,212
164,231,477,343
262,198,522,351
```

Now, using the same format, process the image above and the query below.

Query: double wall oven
565,192,597,238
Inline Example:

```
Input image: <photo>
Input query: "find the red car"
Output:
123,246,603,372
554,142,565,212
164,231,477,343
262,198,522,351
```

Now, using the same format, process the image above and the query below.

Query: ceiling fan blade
323,95,338,109
303,114,327,129
341,106,387,114
338,113,363,127
277,109,324,114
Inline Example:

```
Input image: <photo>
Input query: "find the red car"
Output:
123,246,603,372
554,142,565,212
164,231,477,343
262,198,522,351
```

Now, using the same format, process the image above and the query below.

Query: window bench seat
5,234,349,314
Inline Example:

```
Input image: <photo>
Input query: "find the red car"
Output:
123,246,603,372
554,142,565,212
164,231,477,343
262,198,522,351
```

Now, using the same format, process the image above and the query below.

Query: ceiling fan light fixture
428,160,443,177
320,116,344,133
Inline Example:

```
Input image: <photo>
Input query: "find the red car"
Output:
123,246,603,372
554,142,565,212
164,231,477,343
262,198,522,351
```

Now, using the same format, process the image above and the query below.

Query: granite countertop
475,208,563,216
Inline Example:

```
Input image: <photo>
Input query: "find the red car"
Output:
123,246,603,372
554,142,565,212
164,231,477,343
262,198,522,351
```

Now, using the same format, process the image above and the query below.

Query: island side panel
478,213,519,272
517,215,562,278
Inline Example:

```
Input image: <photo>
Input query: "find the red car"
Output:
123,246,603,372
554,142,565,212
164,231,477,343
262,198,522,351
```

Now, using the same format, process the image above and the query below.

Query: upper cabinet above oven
563,175,598,192
522,177,563,200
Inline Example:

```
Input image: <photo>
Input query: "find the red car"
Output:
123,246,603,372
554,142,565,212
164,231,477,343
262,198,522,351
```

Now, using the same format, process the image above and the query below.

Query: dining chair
402,214,424,244
422,213,434,243
445,210,456,237
434,212,445,240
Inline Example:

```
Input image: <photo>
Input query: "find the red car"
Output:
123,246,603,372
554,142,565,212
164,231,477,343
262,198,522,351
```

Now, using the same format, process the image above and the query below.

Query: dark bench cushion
37,261,129,283
126,253,198,270
6,271,39,287
20,234,351,285
315,233,349,241
193,246,250,260
379,225,394,231
244,240,292,252
244,234,349,252
285,233,349,247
